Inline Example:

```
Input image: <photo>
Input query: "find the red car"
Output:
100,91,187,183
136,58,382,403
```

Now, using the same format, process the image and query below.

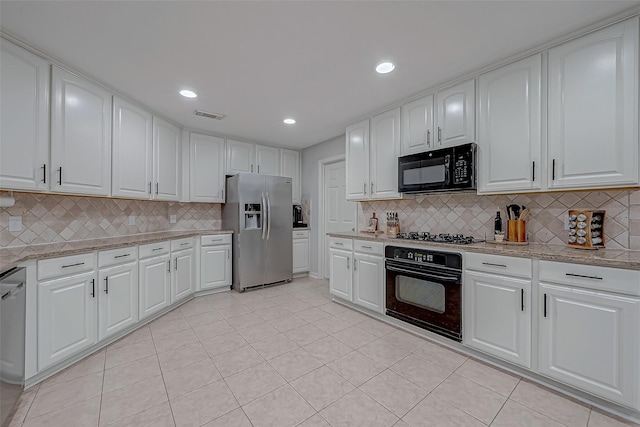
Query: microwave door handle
386,265,459,282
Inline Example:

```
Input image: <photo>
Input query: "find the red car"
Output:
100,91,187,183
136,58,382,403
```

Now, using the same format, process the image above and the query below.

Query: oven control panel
385,246,461,270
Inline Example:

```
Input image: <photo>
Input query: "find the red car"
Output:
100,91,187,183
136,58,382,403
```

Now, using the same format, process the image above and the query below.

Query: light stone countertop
327,231,640,271
0,230,233,274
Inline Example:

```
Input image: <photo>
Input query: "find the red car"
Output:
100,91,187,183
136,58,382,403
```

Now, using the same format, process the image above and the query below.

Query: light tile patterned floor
9,277,640,427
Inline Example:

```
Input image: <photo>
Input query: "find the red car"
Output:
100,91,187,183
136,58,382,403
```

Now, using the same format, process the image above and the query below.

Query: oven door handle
386,265,459,282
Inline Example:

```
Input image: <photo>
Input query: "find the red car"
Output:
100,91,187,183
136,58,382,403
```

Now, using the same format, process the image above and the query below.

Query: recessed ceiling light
376,61,395,74
283,118,296,125
179,89,197,98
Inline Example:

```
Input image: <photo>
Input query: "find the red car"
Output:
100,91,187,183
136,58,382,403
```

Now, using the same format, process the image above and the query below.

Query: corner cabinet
189,133,225,202
346,107,401,201
153,117,181,201
111,97,153,199
0,39,50,192
547,18,639,190
281,149,302,204
51,66,112,196
477,54,542,194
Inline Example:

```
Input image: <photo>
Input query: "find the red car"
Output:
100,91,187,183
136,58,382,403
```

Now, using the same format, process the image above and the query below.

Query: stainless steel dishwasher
0,267,26,427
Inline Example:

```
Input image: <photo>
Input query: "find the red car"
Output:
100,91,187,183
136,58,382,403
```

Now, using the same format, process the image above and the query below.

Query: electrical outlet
129,215,136,226
564,213,569,230
170,215,177,224
8,216,22,232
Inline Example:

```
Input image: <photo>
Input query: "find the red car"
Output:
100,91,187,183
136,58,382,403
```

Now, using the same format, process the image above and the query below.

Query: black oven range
385,245,463,341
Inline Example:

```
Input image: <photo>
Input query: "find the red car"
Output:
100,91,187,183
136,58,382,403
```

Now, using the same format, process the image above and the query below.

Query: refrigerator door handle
261,192,267,240
266,192,272,240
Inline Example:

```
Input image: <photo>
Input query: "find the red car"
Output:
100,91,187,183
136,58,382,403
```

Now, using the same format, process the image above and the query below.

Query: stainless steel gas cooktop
395,232,484,245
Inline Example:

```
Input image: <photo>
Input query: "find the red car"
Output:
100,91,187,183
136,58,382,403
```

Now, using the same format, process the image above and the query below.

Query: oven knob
427,254,433,262
408,252,413,259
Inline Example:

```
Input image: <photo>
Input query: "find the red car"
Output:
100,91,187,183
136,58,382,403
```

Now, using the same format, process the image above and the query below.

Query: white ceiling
2,1,639,149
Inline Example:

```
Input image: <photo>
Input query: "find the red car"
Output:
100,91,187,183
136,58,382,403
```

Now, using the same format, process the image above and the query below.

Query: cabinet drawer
329,237,353,250
139,241,170,259
98,246,138,268
353,240,383,255
38,253,95,281
539,261,640,296
465,252,532,279
171,237,194,252
201,234,232,246
293,230,310,239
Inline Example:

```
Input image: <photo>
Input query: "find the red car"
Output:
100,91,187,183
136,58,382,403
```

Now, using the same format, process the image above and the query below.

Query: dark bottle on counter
494,211,502,233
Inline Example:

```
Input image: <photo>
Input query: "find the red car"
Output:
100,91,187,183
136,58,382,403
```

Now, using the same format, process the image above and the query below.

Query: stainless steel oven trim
385,265,459,282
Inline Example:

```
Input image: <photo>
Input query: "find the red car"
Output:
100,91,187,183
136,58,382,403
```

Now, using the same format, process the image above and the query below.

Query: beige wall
359,189,640,250
1,192,221,248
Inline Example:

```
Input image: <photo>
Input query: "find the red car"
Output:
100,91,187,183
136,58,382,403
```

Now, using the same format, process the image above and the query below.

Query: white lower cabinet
293,230,310,274
171,248,194,302
353,252,384,313
139,251,171,321
200,235,232,291
37,271,97,371
98,261,138,341
329,238,384,313
464,271,531,368
538,282,640,408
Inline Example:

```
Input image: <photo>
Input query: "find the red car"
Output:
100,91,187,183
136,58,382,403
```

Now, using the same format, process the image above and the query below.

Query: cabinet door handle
482,262,507,268
156,182,159,195
543,293,547,317
552,159,556,180
168,260,171,272
174,258,178,270
152,247,164,252
370,182,374,194
565,273,603,280
57,166,62,185
62,262,84,268
258,165,260,174
437,127,442,144
521,289,524,312
334,242,344,246
346,258,350,269
222,189,224,199
426,130,431,146
42,164,46,183
354,259,358,271
148,182,152,194
91,279,95,298
363,182,367,195
361,245,372,249
532,161,535,182
104,277,109,294
180,242,190,246
114,253,131,259
227,249,230,259
251,164,254,173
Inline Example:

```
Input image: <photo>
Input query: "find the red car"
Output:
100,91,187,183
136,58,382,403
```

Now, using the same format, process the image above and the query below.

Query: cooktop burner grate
395,232,484,245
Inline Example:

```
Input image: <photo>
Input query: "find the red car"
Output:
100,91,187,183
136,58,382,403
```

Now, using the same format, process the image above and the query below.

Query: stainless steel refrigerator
222,173,293,291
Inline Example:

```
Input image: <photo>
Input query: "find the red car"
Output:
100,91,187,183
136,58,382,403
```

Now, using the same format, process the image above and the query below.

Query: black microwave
398,143,476,193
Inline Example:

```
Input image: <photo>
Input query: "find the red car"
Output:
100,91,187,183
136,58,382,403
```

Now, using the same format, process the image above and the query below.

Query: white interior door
323,160,357,278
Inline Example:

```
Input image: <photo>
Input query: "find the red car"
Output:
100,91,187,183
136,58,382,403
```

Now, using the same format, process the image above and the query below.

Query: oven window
403,163,446,185
396,276,445,313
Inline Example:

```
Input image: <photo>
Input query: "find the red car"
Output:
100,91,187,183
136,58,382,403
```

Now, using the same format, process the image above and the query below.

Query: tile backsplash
360,189,640,250
1,192,221,248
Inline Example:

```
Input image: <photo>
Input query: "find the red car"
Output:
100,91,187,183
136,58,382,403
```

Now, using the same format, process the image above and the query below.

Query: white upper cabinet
345,119,370,200
51,66,112,196
280,148,301,204
226,139,255,174
255,144,280,175
477,54,543,194
401,94,434,155
0,40,50,192
370,107,401,199
548,18,639,190
153,117,181,201
112,97,153,199
435,80,475,148
189,132,225,203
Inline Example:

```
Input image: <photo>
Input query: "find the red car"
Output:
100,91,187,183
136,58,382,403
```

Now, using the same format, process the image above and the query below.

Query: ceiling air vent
195,110,225,120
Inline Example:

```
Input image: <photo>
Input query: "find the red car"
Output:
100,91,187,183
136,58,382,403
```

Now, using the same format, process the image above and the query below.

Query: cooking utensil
507,204,520,220
519,208,531,221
